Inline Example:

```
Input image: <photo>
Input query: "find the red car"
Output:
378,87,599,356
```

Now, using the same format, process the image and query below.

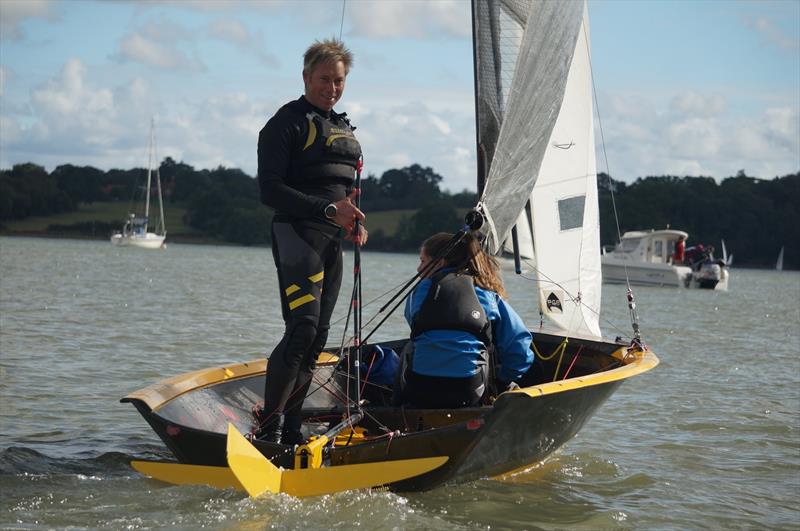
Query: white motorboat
602,229,729,290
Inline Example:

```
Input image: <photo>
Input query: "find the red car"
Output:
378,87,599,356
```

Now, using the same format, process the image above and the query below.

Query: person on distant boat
685,243,705,271
396,232,535,408
673,235,686,265
254,38,367,444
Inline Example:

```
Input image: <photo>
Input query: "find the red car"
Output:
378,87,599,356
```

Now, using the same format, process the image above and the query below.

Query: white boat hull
602,257,729,290
601,257,692,288
110,233,166,249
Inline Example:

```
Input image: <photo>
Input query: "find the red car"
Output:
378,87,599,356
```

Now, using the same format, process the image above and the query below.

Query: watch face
325,204,337,218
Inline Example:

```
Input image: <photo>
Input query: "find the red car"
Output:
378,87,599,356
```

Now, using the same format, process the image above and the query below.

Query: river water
1,236,798,530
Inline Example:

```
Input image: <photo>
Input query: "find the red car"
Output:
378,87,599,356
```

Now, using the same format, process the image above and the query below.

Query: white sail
529,3,600,337
475,0,600,337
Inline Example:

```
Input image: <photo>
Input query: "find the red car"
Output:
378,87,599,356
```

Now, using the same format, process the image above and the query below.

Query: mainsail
474,0,602,338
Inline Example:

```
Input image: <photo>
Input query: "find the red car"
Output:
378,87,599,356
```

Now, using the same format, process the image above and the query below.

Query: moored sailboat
125,0,659,497
110,120,167,250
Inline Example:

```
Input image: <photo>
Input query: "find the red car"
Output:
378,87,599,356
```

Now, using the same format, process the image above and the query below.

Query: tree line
1,160,796,268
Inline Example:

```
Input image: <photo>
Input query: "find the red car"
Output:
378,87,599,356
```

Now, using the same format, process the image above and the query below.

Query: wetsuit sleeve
257,110,328,217
404,279,432,326
491,294,534,383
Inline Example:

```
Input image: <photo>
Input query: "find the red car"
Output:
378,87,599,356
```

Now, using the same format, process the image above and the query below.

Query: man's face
303,60,346,112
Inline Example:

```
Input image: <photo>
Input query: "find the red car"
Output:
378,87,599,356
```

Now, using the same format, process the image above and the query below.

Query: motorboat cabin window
557,195,585,231
620,237,641,252
654,240,663,258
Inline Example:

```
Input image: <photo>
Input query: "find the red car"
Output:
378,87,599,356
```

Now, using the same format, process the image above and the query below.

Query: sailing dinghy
124,0,658,497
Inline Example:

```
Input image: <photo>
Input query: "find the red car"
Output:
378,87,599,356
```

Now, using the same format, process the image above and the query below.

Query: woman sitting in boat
396,232,535,408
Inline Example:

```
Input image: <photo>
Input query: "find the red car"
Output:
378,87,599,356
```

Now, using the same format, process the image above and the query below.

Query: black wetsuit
257,96,361,441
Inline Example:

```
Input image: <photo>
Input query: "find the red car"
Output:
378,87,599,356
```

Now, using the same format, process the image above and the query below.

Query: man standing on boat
255,38,367,444
673,234,686,265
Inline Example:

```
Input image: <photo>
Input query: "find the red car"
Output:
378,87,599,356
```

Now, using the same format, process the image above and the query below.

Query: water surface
1,237,798,529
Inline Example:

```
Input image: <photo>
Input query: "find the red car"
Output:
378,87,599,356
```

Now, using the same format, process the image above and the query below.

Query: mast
156,167,166,235
470,0,485,196
153,121,166,236
144,118,154,234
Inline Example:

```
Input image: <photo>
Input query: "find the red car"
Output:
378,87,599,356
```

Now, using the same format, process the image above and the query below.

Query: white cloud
730,126,772,159
764,106,800,151
0,115,21,144
0,0,56,40
160,0,289,12
670,91,727,119
343,96,475,191
27,59,119,147
31,59,87,115
430,115,452,135
206,18,278,67
668,118,723,160
349,1,471,39
728,106,799,165
115,32,205,71
744,15,800,54
594,88,799,181
110,17,206,71
1,58,155,169
207,18,249,44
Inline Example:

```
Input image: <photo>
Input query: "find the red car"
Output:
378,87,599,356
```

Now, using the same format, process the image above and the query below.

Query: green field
1,202,419,241
1,201,199,236
364,209,415,236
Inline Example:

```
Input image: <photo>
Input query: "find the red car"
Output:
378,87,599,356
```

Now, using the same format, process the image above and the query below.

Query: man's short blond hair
303,38,353,75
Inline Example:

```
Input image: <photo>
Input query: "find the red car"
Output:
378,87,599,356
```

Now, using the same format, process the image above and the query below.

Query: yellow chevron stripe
285,284,300,296
303,118,317,150
308,271,324,283
325,133,348,147
288,294,315,310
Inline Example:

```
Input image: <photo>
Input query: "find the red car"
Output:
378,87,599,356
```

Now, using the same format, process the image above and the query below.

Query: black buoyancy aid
287,100,362,183
411,271,492,347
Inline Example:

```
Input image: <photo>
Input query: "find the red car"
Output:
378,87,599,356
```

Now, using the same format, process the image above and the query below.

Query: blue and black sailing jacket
404,268,534,382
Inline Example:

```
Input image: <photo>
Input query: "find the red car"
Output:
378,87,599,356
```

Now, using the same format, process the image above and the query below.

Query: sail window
557,195,585,231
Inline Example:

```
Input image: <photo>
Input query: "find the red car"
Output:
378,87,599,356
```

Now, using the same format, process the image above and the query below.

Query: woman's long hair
421,232,507,299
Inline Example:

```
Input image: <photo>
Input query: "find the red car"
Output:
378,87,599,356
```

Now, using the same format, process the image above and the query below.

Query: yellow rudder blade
226,423,449,498
226,423,283,497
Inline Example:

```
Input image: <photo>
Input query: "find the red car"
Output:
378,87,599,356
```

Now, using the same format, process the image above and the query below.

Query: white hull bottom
602,259,691,288
110,233,166,250
602,260,729,290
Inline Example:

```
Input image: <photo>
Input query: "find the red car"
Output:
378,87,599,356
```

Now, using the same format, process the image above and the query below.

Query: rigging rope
338,0,346,40
514,265,632,341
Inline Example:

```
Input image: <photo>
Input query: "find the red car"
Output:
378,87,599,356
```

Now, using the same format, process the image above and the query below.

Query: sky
0,0,798,192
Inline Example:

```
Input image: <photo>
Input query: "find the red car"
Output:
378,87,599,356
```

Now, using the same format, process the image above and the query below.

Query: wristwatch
324,203,338,220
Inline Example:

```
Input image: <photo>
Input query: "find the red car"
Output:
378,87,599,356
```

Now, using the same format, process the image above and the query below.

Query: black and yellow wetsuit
256,95,361,443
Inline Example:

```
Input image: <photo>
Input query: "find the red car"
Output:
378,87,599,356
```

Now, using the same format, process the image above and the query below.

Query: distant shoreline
0,231,422,255
0,230,247,247
1,232,792,269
